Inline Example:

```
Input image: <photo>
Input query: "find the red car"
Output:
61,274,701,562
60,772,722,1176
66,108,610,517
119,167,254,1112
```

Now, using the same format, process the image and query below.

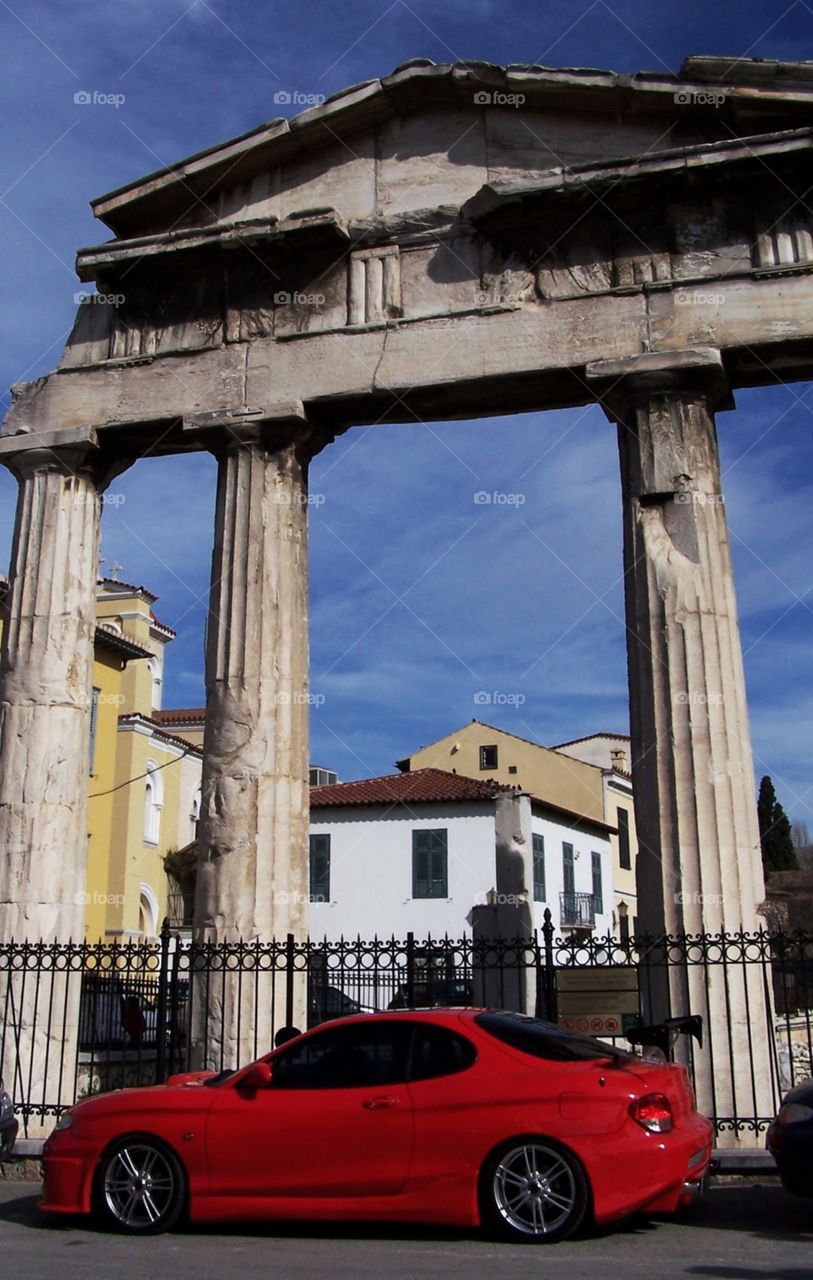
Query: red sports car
41,1009,712,1242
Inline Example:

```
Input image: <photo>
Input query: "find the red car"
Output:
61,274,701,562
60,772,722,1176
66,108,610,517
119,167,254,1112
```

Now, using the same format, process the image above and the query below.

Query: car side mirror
240,1061,272,1090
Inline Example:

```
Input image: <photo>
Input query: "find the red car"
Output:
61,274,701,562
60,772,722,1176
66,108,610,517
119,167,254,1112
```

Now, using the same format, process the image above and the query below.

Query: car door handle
362,1095,399,1110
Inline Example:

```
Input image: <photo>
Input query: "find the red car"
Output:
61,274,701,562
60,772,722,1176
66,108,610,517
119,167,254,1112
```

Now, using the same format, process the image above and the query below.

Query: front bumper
41,1131,99,1216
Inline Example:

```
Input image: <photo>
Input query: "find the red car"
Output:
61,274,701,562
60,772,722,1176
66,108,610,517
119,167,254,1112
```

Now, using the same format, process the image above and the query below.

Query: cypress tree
757,775,798,875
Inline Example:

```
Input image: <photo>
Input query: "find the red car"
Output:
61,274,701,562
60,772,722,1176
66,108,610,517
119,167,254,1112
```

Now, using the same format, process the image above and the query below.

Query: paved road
1,1176,811,1280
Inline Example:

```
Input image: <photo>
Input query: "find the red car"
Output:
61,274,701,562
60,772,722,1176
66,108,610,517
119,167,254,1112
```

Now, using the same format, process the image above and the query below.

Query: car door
205,1020,415,1200
406,1020,488,1181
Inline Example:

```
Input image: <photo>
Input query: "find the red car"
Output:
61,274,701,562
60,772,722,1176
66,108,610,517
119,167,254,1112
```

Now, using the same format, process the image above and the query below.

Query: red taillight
631,1092,673,1133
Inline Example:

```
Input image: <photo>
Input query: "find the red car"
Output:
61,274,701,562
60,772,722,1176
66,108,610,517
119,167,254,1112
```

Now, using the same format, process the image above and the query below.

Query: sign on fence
555,965,639,1036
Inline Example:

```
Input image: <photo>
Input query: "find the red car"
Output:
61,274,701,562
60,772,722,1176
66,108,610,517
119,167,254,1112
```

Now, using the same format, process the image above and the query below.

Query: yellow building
397,720,639,935
90,579,203,941
85,623,155,941
1,573,204,941
397,720,606,822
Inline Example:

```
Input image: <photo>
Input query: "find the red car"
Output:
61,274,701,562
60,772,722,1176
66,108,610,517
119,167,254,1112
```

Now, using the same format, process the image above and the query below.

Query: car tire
94,1135,186,1235
481,1137,589,1243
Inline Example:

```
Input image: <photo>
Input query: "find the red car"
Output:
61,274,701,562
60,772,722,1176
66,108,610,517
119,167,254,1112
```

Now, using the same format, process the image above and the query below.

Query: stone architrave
587,349,774,1140
0,428,125,1134
191,414,321,1069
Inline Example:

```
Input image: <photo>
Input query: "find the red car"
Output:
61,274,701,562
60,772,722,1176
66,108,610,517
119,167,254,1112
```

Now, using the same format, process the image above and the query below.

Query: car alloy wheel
96,1136,185,1234
485,1139,588,1242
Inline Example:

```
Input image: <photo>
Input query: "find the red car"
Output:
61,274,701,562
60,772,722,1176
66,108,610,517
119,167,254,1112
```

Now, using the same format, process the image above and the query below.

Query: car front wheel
482,1138,589,1243
95,1136,186,1234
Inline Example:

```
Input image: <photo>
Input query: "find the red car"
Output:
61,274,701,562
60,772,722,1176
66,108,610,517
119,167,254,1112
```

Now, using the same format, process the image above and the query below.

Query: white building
309,768,615,942
554,732,638,936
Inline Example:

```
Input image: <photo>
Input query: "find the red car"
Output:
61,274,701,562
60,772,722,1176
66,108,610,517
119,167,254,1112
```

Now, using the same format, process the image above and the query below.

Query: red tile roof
94,624,153,661
312,767,617,834
97,577,158,603
149,609,176,638
311,768,508,808
153,708,206,725
118,713,204,755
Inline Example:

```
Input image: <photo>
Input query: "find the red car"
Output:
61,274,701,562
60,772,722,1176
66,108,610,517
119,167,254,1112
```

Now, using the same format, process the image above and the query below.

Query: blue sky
0,0,811,825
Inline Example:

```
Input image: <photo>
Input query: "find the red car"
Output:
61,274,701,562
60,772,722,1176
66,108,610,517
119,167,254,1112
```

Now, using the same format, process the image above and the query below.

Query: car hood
165,1070,221,1086
68,1079,218,1121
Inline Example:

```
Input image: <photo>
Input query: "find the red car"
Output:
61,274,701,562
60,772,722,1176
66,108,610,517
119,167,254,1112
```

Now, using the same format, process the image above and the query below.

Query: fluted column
588,349,775,1143
0,430,120,1136
193,422,315,1067
0,439,107,941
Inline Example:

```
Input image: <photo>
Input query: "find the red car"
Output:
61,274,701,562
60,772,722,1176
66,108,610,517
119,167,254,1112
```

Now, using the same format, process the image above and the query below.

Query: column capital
182,402,335,463
0,426,131,491
0,426,98,476
586,347,734,420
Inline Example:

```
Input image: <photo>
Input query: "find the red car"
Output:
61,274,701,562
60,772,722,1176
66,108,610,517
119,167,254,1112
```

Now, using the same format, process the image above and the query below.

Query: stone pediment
90,56,813,240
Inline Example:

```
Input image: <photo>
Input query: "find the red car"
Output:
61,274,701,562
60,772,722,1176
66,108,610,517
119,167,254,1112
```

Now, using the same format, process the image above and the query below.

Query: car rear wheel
95,1136,185,1234
482,1138,589,1243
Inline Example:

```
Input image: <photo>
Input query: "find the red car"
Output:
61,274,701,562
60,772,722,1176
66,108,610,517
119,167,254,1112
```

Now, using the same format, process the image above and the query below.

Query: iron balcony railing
560,890,596,928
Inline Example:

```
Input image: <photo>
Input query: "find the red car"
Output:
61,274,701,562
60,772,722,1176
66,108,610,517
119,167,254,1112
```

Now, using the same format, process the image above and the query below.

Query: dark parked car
767,1078,813,1195
388,976,474,1009
0,1078,18,1161
308,984,374,1027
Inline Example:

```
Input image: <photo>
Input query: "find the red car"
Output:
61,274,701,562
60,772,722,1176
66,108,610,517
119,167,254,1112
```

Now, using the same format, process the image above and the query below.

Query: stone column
192,417,319,1069
587,349,775,1143
472,790,537,1015
0,428,118,1134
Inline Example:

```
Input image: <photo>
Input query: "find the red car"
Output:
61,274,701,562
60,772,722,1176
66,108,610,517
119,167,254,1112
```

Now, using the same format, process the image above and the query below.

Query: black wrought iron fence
1,918,812,1142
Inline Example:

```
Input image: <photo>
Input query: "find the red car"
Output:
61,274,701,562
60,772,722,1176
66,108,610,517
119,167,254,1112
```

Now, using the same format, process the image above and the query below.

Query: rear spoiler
626,1014,703,1059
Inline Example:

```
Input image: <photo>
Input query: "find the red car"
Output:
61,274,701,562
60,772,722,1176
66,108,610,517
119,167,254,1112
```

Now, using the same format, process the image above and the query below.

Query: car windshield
474,1011,635,1063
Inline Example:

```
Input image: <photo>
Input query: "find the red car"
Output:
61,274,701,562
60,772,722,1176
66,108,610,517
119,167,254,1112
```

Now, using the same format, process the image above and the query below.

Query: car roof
298,1008,486,1033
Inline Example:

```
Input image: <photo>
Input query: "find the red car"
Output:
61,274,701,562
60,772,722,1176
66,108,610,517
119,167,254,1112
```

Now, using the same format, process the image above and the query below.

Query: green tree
757,776,798,875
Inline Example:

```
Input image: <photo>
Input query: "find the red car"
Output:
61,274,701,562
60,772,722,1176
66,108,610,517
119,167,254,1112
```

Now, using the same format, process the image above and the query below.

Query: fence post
542,908,556,1021
406,932,415,1008
285,933,295,1028
154,918,171,1084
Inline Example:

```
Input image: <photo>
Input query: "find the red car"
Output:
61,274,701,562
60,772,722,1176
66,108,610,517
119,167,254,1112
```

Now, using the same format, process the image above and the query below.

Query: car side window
409,1023,477,1081
271,1022,413,1089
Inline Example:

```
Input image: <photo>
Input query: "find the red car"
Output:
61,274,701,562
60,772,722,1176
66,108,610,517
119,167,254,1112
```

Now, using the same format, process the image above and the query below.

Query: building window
139,884,159,938
189,790,201,844
412,830,448,898
148,655,163,712
89,687,100,772
143,760,163,845
310,834,331,903
508,765,517,775
480,745,498,771
532,833,546,902
562,842,575,896
619,902,630,943
617,806,631,869
592,851,603,914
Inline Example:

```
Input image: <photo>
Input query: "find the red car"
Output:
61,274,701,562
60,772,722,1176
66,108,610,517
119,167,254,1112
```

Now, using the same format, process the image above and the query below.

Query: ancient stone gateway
2,55,813,1137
